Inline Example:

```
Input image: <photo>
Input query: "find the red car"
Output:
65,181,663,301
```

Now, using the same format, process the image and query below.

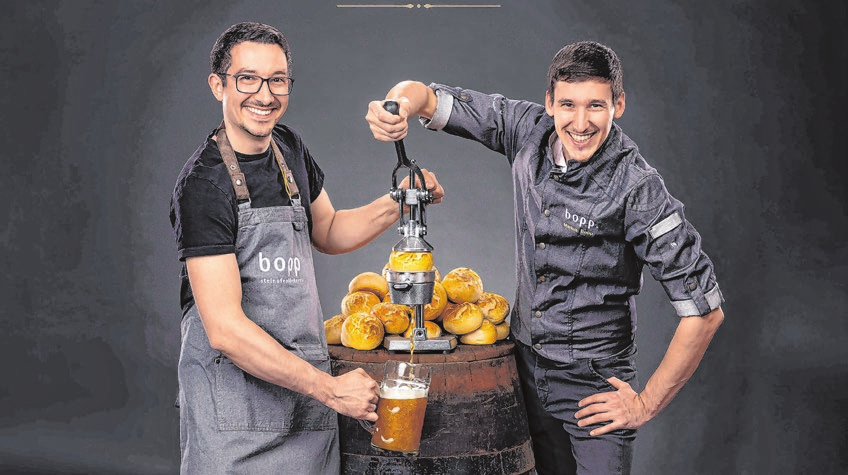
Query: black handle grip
384,100,400,115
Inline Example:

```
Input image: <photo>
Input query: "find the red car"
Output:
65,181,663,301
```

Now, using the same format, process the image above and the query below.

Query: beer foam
379,385,427,399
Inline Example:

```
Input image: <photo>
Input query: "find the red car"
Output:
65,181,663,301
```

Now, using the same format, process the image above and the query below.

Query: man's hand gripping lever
384,100,432,239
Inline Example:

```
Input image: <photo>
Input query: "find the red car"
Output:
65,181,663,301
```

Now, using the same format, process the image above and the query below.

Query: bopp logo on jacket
563,208,597,230
258,252,301,276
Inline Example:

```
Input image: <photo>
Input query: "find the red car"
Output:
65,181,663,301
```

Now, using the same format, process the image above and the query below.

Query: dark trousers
513,340,638,475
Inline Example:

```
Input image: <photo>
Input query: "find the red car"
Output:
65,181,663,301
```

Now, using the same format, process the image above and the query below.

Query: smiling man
366,41,724,474
170,22,444,474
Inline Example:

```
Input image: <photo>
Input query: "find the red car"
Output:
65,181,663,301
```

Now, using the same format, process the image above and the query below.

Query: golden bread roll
340,311,385,350
383,262,439,281
371,302,411,335
388,250,434,272
348,271,389,300
436,301,457,324
442,302,484,335
424,281,448,321
403,320,443,339
442,267,484,303
324,314,346,345
341,290,381,317
494,321,510,341
460,320,498,345
476,292,510,324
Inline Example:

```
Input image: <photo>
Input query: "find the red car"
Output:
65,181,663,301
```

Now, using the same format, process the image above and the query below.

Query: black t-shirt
169,124,325,314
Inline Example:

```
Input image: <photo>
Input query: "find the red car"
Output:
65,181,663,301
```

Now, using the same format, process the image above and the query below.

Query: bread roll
371,302,411,335
442,267,484,304
341,290,381,317
384,262,441,281
340,311,385,350
436,301,457,324
348,271,389,300
460,320,497,345
388,250,434,272
494,321,510,341
442,302,484,335
324,314,346,345
403,320,443,339
476,292,510,325
424,281,447,321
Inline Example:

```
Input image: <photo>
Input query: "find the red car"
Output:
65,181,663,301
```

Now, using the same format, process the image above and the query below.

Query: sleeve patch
649,212,683,240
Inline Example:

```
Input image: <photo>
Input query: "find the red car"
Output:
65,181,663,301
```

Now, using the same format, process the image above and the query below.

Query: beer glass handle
359,418,376,435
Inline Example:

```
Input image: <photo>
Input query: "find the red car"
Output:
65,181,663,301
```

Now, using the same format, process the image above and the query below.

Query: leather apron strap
215,122,300,203
270,138,300,198
215,124,250,202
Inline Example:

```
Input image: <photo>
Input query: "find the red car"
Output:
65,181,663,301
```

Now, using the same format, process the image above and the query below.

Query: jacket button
544,209,551,217
535,311,542,318
533,343,542,350
538,242,546,250
688,282,697,291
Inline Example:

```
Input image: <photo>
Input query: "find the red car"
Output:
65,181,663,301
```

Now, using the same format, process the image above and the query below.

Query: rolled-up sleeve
419,87,454,131
625,174,724,317
418,83,545,161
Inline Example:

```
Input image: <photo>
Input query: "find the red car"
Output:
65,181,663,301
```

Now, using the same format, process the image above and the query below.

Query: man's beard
240,121,274,139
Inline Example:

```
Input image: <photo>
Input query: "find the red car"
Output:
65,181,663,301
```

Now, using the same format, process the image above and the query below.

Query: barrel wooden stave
330,341,534,474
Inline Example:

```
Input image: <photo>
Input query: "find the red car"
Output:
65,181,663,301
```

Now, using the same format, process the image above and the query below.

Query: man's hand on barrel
327,368,380,421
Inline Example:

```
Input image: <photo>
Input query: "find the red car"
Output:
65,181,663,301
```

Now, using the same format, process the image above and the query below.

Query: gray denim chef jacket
422,84,723,364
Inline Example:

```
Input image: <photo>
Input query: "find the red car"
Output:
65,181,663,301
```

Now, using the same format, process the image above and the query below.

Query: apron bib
178,126,339,474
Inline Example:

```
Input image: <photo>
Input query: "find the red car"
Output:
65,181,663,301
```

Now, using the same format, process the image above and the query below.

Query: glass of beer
360,359,430,455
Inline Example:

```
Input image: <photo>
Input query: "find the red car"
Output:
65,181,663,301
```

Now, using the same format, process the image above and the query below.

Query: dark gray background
1,1,845,474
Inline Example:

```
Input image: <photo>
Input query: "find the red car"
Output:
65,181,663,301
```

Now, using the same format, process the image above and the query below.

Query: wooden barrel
329,340,535,475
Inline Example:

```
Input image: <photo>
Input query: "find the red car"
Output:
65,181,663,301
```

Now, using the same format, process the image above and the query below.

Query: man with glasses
169,22,444,473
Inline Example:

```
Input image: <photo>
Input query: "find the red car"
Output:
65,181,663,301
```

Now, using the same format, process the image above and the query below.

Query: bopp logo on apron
257,252,305,285
258,252,302,274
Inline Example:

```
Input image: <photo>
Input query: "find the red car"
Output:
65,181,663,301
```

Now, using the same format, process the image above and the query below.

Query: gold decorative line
337,3,501,8
424,4,501,7
337,4,416,7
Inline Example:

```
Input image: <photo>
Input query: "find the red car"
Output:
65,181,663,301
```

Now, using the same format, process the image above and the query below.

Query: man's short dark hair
547,41,623,103
210,22,292,79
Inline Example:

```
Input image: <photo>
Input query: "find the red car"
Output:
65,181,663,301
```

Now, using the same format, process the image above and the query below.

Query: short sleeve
302,143,324,204
170,175,237,261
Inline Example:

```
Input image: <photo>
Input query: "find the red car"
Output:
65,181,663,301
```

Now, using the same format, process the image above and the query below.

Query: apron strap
216,122,301,204
215,123,251,203
270,138,300,199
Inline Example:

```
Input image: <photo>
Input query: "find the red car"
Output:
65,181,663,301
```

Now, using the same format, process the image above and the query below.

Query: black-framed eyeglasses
221,73,294,96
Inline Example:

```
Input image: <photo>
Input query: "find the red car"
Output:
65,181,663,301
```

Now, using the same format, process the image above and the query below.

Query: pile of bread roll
325,256,510,351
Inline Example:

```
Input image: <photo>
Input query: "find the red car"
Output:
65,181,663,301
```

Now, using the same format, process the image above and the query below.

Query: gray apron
178,126,339,474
